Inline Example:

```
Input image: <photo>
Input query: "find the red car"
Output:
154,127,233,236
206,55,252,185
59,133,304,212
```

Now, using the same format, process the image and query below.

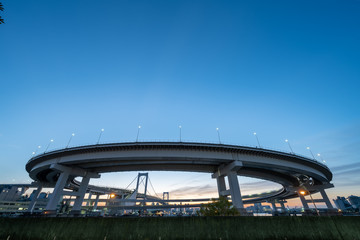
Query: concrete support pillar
319,189,334,209
72,175,91,212
280,202,286,212
227,171,244,209
216,175,227,197
93,194,100,210
27,185,43,213
45,171,70,212
271,202,277,212
212,161,249,215
86,192,93,206
298,193,310,210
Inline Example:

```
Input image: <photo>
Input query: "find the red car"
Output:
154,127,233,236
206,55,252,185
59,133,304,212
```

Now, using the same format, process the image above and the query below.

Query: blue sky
1,0,360,205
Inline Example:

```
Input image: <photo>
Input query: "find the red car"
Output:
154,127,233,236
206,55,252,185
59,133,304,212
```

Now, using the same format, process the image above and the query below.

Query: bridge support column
43,163,100,216
298,193,310,211
163,192,169,201
227,172,244,210
319,189,334,209
271,202,277,214
280,201,286,212
45,171,70,215
27,184,43,213
71,175,91,214
212,161,250,215
216,176,226,197
135,173,149,199
294,184,337,215
86,192,93,206
93,194,100,210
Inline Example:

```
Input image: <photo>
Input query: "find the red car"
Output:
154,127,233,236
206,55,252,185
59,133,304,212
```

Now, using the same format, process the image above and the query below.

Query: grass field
1,216,360,240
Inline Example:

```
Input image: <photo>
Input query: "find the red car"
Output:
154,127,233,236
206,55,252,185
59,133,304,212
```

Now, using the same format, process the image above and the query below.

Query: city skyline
1,1,360,207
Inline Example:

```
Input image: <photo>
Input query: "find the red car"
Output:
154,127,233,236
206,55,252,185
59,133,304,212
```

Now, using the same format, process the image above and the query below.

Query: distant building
348,195,360,209
254,203,262,212
246,204,272,213
0,185,27,201
333,196,353,211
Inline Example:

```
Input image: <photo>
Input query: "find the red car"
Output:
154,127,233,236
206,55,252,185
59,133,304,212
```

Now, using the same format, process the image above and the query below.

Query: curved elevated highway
26,142,335,215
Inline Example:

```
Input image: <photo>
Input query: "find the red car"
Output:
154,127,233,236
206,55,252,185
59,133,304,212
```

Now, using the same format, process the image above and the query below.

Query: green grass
1,216,359,240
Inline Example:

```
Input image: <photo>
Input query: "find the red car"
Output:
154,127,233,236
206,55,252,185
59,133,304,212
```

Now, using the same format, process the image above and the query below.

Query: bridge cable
124,175,138,190
148,177,160,198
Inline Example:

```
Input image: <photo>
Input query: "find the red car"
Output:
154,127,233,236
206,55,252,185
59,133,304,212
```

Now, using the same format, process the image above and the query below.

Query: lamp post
136,125,141,142
285,139,294,154
216,128,221,144
66,133,75,148
32,145,41,156
317,153,326,164
31,145,41,158
179,125,182,142
97,129,105,144
44,139,54,153
253,132,261,148
306,147,316,160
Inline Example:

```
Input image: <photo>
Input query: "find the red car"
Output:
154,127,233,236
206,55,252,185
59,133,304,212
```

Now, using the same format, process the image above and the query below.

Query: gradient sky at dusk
1,0,360,206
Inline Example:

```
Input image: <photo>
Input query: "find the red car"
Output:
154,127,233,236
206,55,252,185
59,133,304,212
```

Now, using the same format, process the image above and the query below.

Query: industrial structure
21,141,336,216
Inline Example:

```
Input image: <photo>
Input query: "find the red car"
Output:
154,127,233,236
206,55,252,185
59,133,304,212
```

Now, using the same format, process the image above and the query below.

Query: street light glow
284,139,294,153
67,133,75,148
97,129,105,144
45,139,54,153
253,132,261,148
216,128,221,144
136,125,142,142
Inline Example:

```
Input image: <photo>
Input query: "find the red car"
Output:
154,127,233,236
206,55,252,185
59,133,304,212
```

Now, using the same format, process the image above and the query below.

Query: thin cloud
167,180,282,198
332,162,360,172
334,168,360,176
169,184,216,198
332,181,360,188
